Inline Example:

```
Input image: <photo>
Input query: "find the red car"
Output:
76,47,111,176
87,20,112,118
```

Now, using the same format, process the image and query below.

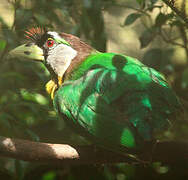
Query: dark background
0,0,188,179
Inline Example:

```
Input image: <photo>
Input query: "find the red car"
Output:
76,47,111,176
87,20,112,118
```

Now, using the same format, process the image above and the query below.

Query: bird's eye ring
46,38,54,48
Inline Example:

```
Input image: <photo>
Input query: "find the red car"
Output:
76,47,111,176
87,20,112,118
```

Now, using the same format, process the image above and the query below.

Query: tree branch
0,136,188,165
162,0,188,25
0,136,136,165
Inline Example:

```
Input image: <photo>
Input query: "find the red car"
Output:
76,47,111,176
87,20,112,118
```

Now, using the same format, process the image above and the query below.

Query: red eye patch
46,39,54,47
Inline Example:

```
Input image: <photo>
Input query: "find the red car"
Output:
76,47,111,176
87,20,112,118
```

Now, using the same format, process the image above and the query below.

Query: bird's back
54,52,182,152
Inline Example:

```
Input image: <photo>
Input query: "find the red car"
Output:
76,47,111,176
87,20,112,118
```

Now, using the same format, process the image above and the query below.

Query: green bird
10,27,181,154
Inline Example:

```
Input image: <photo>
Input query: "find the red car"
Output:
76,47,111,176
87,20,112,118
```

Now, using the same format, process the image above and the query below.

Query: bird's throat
45,76,63,99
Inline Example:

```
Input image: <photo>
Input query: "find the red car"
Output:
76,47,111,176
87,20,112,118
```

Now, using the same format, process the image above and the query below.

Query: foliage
0,0,188,179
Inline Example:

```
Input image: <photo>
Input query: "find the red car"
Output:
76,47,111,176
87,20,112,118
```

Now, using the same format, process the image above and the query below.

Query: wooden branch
162,0,188,25
0,136,188,165
0,136,136,165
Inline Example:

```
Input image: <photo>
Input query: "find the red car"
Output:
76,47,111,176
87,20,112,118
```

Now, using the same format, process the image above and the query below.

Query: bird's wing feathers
54,53,181,151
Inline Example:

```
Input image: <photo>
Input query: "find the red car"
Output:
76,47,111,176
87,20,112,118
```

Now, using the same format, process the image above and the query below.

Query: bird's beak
9,43,44,61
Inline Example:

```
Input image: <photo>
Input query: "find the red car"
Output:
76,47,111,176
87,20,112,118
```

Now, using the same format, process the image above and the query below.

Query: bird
9,27,182,155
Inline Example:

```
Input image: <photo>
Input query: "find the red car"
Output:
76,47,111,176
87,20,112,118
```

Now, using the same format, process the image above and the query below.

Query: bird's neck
46,33,96,99
60,33,97,81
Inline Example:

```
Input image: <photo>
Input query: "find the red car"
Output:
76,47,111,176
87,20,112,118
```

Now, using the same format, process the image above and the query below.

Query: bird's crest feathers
25,27,46,42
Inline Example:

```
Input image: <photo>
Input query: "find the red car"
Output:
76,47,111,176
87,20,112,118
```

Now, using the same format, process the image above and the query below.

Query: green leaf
20,89,48,105
124,13,142,26
136,0,145,5
153,162,169,174
136,0,146,8
155,13,166,27
182,68,188,89
42,171,56,180
155,13,173,27
34,93,49,105
139,28,156,48
20,89,35,102
0,40,6,51
150,0,158,4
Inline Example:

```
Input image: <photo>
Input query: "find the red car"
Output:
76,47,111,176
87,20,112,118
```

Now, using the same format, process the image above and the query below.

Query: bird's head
9,27,93,98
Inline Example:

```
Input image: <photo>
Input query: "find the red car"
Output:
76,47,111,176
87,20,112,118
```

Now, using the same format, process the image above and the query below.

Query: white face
38,31,78,77
46,43,77,77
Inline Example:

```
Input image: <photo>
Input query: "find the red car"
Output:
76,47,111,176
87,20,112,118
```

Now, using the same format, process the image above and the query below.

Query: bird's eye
46,39,54,48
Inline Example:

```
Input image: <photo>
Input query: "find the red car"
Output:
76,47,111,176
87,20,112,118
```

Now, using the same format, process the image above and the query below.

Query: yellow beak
9,43,44,61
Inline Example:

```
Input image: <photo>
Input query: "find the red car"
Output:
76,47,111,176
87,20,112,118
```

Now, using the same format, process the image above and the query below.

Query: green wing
54,53,181,151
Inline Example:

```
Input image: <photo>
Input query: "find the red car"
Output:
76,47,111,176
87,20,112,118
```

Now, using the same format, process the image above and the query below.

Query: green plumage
54,52,181,152
9,29,182,154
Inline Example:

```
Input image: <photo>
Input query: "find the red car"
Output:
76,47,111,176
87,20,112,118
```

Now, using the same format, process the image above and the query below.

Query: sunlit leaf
20,89,48,105
20,89,35,102
34,93,49,105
